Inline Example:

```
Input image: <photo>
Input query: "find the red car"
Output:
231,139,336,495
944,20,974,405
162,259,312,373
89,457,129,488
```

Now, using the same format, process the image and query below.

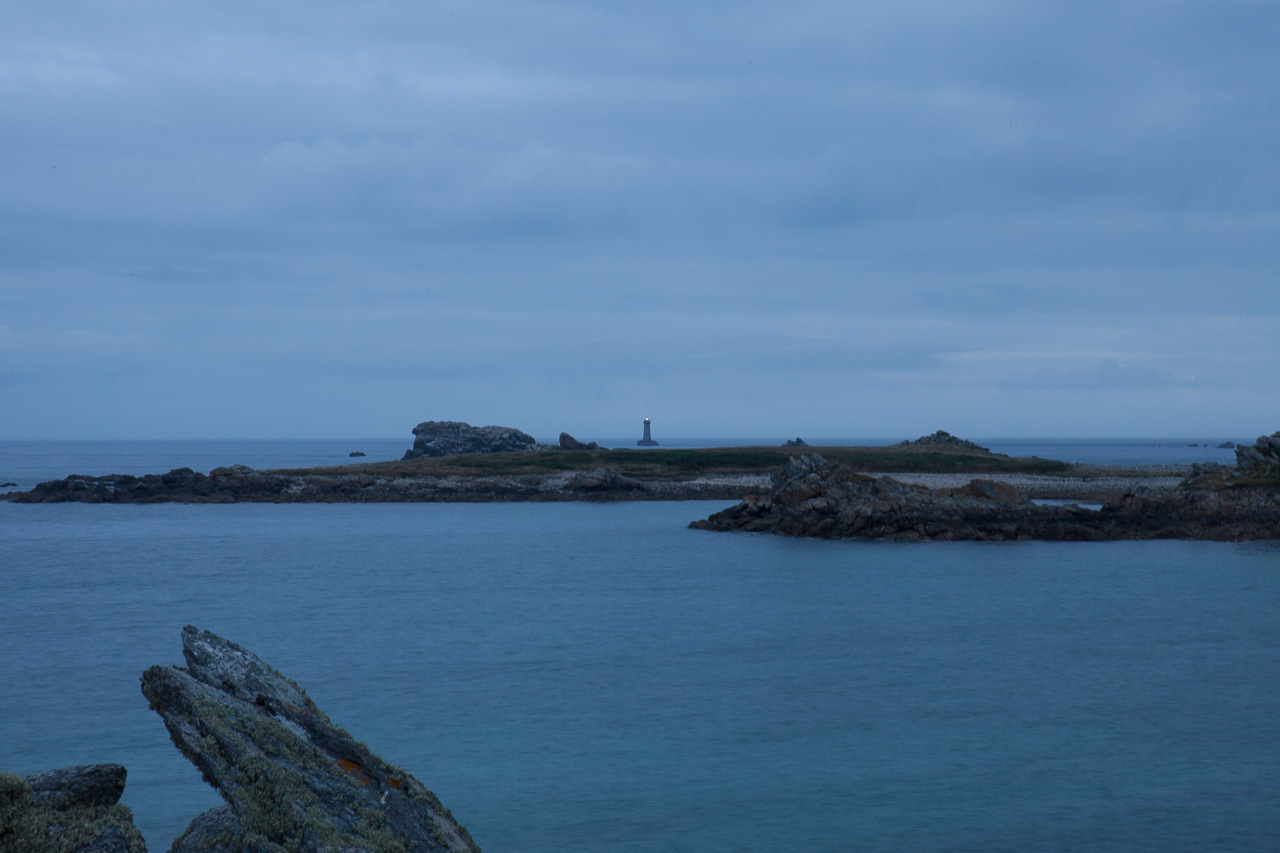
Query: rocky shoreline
691,454,1280,541
2,627,481,853
2,465,1182,505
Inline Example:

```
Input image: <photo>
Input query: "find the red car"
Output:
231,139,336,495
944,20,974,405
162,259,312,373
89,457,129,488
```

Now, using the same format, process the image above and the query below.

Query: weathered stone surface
403,421,539,460
0,764,146,852
692,454,1280,541
565,467,646,493
897,430,997,455
1235,432,1280,471
142,626,480,853
558,432,598,451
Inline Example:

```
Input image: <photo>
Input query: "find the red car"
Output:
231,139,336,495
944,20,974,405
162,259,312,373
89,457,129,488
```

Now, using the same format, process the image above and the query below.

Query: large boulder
141,626,481,853
0,764,146,852
1235,432,1280,472
403,421,538,459
557,432,599,451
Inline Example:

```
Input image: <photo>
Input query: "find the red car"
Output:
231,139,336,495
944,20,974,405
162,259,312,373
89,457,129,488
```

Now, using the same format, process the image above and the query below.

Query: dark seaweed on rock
142,626,480,853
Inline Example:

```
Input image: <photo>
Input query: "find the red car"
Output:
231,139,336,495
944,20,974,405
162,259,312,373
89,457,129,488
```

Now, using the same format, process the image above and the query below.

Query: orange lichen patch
387,777,402,789
336,759,372,785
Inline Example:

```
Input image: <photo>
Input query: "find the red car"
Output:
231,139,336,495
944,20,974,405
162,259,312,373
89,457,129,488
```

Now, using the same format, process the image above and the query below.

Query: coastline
2,466,1188,505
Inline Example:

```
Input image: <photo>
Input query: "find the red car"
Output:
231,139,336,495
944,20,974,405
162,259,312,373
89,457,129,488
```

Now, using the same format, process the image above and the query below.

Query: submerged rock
141,626,481,853
0,763,146,852
403,421,540,460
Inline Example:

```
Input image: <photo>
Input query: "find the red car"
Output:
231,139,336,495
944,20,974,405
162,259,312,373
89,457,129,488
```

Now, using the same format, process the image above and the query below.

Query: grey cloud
1,0,1278,437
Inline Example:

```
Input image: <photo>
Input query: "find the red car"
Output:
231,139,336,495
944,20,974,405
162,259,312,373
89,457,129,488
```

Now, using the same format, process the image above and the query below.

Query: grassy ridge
273,446,1075,478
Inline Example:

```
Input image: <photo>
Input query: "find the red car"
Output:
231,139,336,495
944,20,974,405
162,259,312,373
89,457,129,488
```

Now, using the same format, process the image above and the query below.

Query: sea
1,438,1277,852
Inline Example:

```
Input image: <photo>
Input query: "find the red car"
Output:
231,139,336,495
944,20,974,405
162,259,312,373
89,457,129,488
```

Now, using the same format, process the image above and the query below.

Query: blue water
2,442,1278,851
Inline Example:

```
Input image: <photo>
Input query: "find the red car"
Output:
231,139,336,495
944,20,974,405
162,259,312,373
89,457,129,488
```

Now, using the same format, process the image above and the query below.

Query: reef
691,453,1280,541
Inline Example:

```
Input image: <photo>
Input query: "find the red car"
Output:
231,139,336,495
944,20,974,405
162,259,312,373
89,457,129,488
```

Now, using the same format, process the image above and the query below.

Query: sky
2,1,1277,440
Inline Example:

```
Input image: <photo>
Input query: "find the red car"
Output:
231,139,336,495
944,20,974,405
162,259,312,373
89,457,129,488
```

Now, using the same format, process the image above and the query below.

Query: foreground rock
403,421,542,460
692,454,1280,541
142,626,480,853
0,764,146,852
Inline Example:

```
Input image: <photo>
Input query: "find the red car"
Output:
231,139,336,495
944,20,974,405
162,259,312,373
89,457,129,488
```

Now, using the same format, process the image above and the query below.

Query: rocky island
691,439,1280,541
3,627,481,853
5,423,1157,505
5,425,1267,542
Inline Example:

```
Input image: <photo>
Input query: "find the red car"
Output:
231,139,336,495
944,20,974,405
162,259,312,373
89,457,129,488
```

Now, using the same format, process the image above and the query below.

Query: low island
5,422,1278,541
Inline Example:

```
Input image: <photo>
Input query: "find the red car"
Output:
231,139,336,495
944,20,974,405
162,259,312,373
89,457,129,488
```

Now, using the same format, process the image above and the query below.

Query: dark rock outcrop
0,764,146,852
692,454,1280,541
8,467,293,504
348,452,366,458
1235,432,1280,471
141,626,480,853
403,421,539,460
897,430,996,455
783,437,808,447
565,467,647,493
558,432,599,451
1217,441,1235,449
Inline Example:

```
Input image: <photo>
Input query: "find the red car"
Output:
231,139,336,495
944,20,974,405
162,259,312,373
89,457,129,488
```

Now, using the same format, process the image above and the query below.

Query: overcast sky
2,1,1277,440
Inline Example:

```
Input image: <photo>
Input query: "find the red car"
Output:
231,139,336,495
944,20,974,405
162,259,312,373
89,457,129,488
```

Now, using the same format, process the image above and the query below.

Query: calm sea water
2,441,1278,852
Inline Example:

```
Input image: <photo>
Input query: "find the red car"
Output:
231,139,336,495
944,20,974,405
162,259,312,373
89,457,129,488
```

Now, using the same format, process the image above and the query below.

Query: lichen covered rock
141,626,480,853
0,764,146,853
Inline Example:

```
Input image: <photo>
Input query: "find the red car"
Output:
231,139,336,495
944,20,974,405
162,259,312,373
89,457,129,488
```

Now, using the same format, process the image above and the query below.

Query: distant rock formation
1217,442,1236,449
348,451,366,457
403,421,539,459
0,764,146,852
565,467,647,493
142,626,481,853
692,453,1280,541
558,432,599,451
783,438,808,447
897,430,995,455
1235,432,1280,471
